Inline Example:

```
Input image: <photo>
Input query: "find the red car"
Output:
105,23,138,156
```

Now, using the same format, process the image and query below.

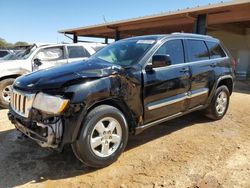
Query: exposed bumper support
8,108,61,149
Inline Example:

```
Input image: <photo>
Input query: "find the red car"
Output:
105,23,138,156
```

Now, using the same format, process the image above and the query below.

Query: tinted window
155,39,185,65
206,41,226,59
67,46,90,58
37,47,64,61
187,40,209,62
92,46,105,52
0,51,9,57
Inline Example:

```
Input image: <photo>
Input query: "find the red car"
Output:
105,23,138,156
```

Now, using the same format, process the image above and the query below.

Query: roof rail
171,32,213,38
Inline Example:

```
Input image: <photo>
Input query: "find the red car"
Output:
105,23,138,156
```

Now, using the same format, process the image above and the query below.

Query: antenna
102,15,107,23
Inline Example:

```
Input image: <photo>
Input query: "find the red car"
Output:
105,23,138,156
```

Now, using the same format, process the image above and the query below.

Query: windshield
1,51,24,60
93,39,156,66
18,45,37,59
2,53,16,60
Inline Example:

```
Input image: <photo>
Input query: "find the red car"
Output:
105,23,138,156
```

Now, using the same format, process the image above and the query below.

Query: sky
1,0,230,44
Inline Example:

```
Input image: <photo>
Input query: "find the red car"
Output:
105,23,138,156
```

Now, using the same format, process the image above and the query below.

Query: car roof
123,35,167,41
38,42,106,49
122,33,219,42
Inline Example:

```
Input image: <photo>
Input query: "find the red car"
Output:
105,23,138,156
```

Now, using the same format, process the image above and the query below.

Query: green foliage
14,41,29,46
0,38,12,48
0,38,29,49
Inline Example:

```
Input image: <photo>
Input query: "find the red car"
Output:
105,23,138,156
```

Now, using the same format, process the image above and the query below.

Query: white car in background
0,42,106,108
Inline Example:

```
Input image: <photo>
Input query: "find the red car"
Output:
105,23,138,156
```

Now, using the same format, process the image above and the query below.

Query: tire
72,105,128,168
0,78,15,109
205,85,230,120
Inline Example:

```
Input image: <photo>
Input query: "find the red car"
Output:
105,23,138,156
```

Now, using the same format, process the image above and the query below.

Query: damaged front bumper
8,107,63,149
8,104,86,150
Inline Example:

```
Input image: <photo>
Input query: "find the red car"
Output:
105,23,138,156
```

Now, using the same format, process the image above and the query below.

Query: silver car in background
0,42,106,108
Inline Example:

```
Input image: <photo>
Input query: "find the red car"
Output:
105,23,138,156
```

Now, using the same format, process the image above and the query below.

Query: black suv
8,33,235,168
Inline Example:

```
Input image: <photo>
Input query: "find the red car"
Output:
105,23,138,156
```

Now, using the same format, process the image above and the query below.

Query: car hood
0,59,26,68
14,58,122,91
0,60,31,77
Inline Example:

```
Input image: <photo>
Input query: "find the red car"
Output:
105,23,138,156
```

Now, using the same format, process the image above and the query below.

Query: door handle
179,67,190,73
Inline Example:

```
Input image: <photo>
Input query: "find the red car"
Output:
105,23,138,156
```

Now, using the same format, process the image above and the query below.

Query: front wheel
205,85,230,120
0,78,15,109
72,105,128,168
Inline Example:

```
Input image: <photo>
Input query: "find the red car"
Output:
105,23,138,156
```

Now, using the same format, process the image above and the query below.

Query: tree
0,38,29,49
14,41,29,47
0,38,13,48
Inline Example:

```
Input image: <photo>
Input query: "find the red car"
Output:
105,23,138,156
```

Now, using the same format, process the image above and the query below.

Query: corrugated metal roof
58,0,250,34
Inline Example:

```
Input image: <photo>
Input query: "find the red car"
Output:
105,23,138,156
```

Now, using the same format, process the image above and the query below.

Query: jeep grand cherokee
8,33,235,168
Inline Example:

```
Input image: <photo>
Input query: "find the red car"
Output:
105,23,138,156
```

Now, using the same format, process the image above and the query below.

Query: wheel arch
216,76,234,95
0,74,21,82
85,98,136,132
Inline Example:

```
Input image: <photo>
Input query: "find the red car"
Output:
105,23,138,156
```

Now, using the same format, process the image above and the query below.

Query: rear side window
155,39,185,65
206,41,226,59
187,40,209,62
67,46,90,58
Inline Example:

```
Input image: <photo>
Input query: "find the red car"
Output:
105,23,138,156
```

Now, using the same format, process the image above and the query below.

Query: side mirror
146,54,172,70
152,54,171,68
33,58,42,67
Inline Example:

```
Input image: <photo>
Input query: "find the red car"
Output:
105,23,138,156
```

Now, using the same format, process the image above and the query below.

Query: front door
32,46,67,71
143,39,191,123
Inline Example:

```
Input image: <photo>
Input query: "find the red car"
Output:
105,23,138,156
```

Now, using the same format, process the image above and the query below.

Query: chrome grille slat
18,95,21,111
19,95,25,113
14,93,17,109
10,89,35,118
23,96,26,114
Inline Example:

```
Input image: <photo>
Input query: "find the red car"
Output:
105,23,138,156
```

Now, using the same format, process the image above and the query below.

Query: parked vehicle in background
0,50,12,60
0,50,25,61
0,42,106,108
8,33,235,168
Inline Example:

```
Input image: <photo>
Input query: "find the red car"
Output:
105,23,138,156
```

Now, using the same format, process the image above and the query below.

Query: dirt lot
0,82,250,188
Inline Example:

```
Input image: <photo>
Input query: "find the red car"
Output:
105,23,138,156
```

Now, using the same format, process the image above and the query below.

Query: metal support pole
73,34,78,43
115,30,120,41
193,14,207,35
105,38,108,44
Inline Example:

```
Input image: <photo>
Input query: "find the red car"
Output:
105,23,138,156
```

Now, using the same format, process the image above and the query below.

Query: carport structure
59,0,250,79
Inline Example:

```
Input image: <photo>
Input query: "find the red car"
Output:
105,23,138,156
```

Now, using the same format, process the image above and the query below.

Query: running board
135,105,205,135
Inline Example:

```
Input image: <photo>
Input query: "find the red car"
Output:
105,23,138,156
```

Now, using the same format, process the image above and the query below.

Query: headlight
33,92,69,114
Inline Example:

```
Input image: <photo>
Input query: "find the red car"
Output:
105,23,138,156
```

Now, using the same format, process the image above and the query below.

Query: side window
37,47,64,61
206,41,226,59
67,46,90,58
187,40,209,62
155,39,185,65
0,51,8,57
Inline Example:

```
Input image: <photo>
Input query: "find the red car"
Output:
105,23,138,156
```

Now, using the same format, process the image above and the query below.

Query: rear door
185,39,215,109
67,46,91,63
143,39,191,123
33,46,67,71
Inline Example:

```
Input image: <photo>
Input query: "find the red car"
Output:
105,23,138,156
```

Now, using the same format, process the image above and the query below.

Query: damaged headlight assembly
32,92,69,114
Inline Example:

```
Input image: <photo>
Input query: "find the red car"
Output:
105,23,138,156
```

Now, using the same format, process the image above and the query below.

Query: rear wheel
72,105,128,168
205,85,230,120
0,78,15,109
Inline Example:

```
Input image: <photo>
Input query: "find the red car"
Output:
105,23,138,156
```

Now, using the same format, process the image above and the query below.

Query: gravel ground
0,82,250,188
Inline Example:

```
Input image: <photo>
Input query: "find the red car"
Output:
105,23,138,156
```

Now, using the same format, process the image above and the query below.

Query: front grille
11,89,35,118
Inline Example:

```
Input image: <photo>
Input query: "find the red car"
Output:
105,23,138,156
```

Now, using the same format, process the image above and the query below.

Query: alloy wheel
2,85,12,103
215,91,228,115
90,117,122,157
